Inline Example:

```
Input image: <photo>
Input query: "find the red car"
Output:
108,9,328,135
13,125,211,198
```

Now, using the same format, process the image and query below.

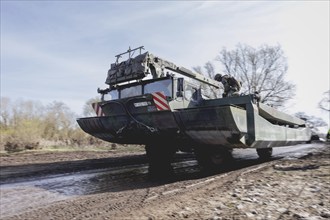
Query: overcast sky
1,1,329,124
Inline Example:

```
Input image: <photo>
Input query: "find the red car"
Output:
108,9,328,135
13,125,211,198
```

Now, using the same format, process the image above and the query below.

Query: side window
185,84,198,101
144,79,172,97
104,90,119,101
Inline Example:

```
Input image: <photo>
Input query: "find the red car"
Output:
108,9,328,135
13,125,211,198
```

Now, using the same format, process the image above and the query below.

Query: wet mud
0,142,328,219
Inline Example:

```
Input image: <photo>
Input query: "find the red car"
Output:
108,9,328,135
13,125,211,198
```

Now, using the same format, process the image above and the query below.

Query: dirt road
1,143,329,219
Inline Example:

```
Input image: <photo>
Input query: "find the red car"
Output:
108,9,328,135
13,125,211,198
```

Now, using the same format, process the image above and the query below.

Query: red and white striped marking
92,103,105,116
152,92,170,111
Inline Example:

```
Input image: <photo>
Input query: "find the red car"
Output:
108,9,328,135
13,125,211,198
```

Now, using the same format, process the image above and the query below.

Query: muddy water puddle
0,159,199,218
0,164,150,218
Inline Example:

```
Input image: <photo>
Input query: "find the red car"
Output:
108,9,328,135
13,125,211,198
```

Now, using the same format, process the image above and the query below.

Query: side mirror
177,78,184,97
97,87,110,101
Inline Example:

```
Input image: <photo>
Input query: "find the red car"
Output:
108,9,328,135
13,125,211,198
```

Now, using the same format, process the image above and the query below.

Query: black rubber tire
195,147,233,170
256,148,273,159
145,144,176,178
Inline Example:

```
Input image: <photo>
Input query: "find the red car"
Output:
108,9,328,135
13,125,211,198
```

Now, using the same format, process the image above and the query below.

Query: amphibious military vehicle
77,46,311,173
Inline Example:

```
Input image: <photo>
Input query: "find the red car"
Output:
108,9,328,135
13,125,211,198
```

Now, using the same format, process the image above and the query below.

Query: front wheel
145,144,176,178
256,148,273,159
195,147,233,170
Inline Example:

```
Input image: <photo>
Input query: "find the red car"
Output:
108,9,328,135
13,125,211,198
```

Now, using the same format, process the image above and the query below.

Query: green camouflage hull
77,95,311,149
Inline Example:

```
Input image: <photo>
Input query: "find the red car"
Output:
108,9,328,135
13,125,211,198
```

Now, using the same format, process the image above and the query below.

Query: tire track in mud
0,154,197,219
1,143,326,219
0,154,266,219
0,154,148,184
5,159,275,219
55,160,280,220
0,153,197,185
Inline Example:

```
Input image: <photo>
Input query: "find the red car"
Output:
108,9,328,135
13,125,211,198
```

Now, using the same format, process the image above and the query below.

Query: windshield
121,85,142,98
105,78,173,100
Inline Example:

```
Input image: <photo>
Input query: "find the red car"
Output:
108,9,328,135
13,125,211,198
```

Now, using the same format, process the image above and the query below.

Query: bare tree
216,44,296,107
295,112,327,127
83,96,101,117
0,97,11,129
43,101,76,141
193,62,219,99
0,97,109,151
319,90,330,112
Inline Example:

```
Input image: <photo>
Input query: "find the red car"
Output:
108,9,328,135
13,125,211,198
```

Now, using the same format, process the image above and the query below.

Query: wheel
257,148,273,159
145,143,176,178
195,147,233,170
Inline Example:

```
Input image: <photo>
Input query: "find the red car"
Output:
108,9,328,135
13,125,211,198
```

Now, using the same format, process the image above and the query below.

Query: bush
4,140,40,153
0,97,124,153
